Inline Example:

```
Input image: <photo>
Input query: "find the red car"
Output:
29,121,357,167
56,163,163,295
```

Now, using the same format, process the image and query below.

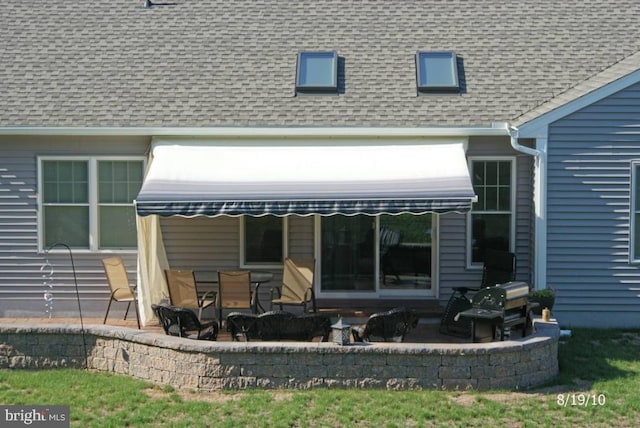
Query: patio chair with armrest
294,312,332,341
226,312,260,341
254,310,295,340
102,256,140,328
478,248,517,289
270,258,316,313
439,249,516,337
164,269,216,320
217,270,256,323
226,310,331,341
352,307,419,342
152,303,218,340
259,311,332,341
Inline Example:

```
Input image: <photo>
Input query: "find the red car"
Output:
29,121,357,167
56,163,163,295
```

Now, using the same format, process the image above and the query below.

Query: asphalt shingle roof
1,0,639,128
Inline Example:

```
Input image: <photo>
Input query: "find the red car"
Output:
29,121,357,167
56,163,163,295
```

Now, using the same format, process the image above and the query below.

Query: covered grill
457,281,537,342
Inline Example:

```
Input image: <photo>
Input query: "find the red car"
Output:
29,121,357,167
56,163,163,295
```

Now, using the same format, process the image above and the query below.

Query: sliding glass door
320,216,375,291
379,214,432,291
319,214,434,295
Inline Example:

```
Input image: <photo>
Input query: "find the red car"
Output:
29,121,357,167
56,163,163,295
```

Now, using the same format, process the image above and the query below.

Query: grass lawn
1,328,639,427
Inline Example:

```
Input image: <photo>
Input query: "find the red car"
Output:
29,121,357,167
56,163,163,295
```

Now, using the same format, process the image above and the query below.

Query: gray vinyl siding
162,216,240,270
546,81,640,327
0,136,149,318
158,138,534,306
288,216,314,260
438,137,534,303
161,216,313,269
0,134,533,317
160,215,313,311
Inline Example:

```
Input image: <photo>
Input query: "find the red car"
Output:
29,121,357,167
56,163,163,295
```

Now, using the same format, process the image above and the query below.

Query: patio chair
227,311,331,341
270,258,316,312
217,270,256,323
226,312,260,341
294,312,332,341
101,256,140,329
439,249,516,337
480,248,516,288
352,307,419,342
258,310,332,341
164,269,215,320
152,303,218,340
453,249,517,296
253,311,291,340
151,302,175,335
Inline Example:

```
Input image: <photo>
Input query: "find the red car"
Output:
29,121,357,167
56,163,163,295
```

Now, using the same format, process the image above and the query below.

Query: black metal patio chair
226,312,260,341
439,249,516,337
152,303,219,340
351,307,419,342
226,310,331,341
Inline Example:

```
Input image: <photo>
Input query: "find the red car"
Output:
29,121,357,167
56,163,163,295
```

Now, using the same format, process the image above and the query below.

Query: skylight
416,51,459,92
296,51,338,93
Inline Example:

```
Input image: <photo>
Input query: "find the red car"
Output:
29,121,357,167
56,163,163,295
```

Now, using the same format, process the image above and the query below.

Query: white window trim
239,216,288,269
37,156,145,253
466,156,517,269
630,161,640,263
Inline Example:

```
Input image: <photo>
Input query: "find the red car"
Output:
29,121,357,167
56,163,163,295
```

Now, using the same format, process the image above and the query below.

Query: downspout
506,124,546,291
507,125,540,157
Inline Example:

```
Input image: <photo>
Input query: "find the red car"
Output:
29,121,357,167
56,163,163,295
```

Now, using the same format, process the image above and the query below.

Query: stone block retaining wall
0,321,559,391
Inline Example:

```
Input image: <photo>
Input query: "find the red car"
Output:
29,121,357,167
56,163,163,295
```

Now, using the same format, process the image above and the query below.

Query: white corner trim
533,138,548,291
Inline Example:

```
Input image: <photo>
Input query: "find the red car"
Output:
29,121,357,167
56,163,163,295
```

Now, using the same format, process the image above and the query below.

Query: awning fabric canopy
135,139,476,217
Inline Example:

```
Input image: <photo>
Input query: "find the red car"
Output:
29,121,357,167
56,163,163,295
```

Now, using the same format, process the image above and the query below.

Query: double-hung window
630,161,640,262
468,158,515,266
40,157,144,251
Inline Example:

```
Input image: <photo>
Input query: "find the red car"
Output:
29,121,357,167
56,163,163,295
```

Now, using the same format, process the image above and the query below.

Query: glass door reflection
379,214,432,291
320,216,375,292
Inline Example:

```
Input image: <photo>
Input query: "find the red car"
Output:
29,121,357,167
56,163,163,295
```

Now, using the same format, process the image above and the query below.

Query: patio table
194,270,273,313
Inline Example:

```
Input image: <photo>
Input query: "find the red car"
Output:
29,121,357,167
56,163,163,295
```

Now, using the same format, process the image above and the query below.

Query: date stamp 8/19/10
557,393,606,407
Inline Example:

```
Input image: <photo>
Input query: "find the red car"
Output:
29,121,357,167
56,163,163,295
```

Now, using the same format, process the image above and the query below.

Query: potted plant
528,286,556,315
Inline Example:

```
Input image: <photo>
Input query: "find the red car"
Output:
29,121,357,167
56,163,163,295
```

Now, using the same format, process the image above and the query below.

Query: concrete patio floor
0,316,530,344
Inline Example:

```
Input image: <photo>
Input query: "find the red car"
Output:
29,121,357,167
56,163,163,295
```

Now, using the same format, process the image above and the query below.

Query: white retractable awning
135,139,476,217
